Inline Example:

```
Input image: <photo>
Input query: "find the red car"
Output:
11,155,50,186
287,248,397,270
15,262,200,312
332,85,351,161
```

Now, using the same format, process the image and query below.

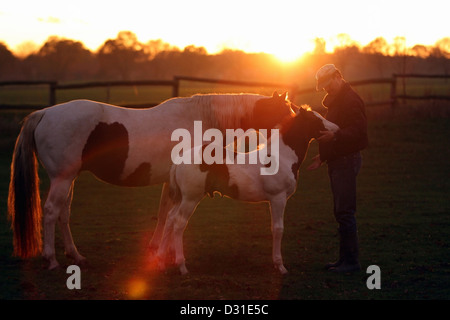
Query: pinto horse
156,107,339,274
7,92,294,269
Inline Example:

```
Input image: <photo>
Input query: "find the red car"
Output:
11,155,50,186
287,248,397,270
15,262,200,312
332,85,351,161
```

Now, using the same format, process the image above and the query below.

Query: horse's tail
7,110,45,258
168,165,182,205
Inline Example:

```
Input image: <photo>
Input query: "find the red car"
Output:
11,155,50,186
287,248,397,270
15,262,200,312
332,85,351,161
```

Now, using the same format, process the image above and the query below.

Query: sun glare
255,37,315,64
271,46,309,63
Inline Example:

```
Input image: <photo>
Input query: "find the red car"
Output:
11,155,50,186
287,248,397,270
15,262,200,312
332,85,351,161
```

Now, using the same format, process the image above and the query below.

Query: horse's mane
187,93,262,130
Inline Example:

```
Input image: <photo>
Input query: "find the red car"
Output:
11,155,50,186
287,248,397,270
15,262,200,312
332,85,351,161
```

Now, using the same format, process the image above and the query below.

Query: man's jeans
327,152,362,234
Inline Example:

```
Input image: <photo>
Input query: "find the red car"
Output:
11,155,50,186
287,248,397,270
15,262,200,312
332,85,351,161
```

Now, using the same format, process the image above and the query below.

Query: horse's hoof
275,264,288,275
47,261,61,270
179,265,189,275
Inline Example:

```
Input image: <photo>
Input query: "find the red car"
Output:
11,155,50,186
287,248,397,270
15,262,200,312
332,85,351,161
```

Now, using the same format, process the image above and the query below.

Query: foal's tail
7,111,45,258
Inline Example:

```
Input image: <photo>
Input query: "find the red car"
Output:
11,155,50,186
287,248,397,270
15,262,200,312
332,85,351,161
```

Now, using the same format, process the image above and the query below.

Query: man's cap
315,64,339,91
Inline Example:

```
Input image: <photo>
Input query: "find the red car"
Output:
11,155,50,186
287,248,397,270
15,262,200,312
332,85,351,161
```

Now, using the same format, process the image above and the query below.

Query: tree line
1,31,449,85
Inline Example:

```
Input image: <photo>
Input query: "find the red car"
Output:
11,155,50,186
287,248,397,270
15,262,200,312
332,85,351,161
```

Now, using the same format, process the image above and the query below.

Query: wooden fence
393,74,450,101
0,74,449,110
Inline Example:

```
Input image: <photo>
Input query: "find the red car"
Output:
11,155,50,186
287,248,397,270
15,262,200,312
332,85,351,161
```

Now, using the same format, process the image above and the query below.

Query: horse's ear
272,91,279,98
281,92,287,101
299,104,311,113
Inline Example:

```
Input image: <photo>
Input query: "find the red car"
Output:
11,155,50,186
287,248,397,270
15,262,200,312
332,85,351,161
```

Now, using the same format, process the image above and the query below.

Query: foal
157,107,339,274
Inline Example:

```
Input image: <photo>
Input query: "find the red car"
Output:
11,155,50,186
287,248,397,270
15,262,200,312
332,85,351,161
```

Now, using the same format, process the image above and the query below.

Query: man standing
307,64,368,273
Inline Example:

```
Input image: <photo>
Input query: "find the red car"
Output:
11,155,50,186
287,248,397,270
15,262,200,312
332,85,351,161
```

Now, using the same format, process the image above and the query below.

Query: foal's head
281,105,340,150
280,105,336,165
298,107,328,139
284,106,327,141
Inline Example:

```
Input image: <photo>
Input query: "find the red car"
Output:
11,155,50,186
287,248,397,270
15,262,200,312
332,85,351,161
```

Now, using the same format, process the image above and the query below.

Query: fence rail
174,75,296,92
393,74,450,104
394,74,450,79
1,74,449,110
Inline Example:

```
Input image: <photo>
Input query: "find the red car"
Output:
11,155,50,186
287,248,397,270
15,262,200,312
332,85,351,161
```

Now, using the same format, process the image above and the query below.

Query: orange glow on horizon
2,0,448,61
7,31,447,63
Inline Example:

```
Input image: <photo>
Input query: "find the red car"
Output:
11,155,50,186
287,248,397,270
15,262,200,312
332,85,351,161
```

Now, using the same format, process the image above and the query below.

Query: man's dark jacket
319,82,368,162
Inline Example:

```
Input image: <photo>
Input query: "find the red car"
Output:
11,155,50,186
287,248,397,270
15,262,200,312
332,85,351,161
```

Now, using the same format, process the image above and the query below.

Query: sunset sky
1,0,448,61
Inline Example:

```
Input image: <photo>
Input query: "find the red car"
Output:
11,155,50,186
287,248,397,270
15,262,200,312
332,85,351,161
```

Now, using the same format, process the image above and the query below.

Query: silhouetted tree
332,34,360,76
430,38,450,76
313,38,327,55
363,37,390,77
143,39,177,60
97,31,145,80
430,38,450,59
410,45,430,59
0,42,19,80
28,36,94,81
363,37,389,55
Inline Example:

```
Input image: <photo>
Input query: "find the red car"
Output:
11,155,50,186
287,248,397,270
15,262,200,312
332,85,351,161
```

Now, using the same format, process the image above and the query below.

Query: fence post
49,81,57,106
172,77,180,97
390,75,397,109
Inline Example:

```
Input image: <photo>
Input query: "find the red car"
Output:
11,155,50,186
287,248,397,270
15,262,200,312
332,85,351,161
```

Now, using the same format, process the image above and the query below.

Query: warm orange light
269,41,314,63
128,278,148,299
2,0,447,60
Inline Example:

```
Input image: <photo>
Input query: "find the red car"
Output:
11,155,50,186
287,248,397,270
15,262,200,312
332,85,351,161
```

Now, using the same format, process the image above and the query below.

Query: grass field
0,99,449,300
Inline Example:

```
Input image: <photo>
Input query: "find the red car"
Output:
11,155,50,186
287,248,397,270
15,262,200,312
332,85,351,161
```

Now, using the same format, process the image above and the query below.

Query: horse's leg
148,182,172,254
155,203,178,271
269,195,288,275
172,199,198,275
58,181,86,266
42,178,73,270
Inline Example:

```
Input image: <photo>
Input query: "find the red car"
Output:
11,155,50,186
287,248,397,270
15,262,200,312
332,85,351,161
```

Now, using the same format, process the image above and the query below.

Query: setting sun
269,41,315,63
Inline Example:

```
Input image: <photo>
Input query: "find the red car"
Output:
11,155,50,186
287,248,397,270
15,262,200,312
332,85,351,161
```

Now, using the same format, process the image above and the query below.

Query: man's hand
307,154,322,171
317,130,336,143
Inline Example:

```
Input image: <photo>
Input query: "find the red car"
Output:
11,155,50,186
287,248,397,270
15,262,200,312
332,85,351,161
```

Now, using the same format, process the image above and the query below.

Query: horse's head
295,106,339,139
250,91,295,130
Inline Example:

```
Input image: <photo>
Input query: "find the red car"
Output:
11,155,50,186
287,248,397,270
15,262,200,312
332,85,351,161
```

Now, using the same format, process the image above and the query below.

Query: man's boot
325,229,345,270
329,231,361,273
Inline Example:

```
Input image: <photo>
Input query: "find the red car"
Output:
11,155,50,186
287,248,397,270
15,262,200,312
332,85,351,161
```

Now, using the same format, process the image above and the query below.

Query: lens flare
128,278,148,299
